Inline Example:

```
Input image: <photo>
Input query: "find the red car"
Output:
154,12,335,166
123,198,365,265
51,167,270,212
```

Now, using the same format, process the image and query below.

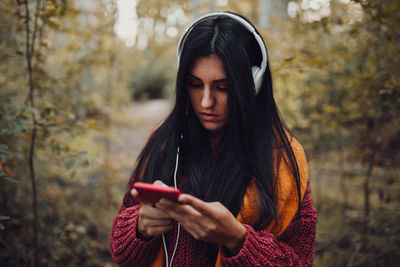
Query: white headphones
176,11,268,95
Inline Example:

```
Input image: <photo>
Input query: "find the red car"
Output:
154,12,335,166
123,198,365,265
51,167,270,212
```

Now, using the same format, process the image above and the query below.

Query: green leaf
82,160,89,167
25,106,37,114
13,120,24,131
0,216,11,220
65,159,75,170
0,144,8,152
78,150,87,156
5,114,14,121
47,20,60,30
51,143,60,152
1,176,19,184
48,126,56,134
0,223,4,230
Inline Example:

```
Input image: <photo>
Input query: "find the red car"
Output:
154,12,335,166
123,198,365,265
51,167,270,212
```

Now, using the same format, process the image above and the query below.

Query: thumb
130,188,139,197
153,180,167,187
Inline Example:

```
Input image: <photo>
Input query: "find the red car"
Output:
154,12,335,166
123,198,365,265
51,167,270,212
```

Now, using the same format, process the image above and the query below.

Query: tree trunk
104,49,116,206
191,0,200,19
258,0,274,28
314,154,322,212
100,1,118,206
258,0,290,28
278,0,290,21
24,0,42,266
364,152,375,218
338,140,348,223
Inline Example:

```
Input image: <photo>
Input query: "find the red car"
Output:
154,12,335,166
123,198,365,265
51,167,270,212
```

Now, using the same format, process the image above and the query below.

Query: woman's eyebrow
188,74,227,83
188,74,201,81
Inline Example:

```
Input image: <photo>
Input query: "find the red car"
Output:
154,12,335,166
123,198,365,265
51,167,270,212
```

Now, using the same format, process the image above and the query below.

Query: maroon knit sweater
110,133,317,266
110,182,316,266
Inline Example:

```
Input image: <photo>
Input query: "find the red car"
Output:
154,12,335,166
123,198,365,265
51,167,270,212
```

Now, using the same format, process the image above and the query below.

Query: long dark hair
126,12,301,233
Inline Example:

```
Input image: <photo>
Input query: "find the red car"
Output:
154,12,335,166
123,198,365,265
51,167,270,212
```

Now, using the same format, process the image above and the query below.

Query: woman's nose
201,88,215,108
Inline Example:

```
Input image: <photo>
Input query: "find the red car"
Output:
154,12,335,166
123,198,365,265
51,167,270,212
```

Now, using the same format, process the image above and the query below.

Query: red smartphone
133,182,181,206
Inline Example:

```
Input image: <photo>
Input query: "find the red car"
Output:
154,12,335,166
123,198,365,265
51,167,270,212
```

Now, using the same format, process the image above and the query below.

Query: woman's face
188,54,229,132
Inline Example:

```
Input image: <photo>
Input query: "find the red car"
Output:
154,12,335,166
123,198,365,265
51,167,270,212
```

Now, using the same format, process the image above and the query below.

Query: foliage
310,158,400,267
127,44,176,101
270,1,400,265
268,0,400,161
1,0,399,266
0,0,128,265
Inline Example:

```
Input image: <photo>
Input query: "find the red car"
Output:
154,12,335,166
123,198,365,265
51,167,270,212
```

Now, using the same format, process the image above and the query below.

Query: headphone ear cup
252,66,263,94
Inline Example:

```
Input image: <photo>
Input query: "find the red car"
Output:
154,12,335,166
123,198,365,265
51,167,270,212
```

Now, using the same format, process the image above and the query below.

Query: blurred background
0,0,399,266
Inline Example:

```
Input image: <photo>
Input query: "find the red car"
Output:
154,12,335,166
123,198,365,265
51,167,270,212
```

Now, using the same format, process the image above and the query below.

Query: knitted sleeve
219,183,317,266
109,202,163,267
110,126,164,266
110,168,163,267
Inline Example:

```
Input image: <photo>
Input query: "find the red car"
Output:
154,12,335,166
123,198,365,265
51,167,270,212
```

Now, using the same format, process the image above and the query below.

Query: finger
157,198,180,209
157,198,201,215
140,212,173,222
144,225,174,237
140,205,173,220
153,180,167,186
130,188,139,198
178,194,215,217
157,199,202,221
155,200,217,241
130,188,150,204
180,224,203,240
140,214,172,222
140,217,173,227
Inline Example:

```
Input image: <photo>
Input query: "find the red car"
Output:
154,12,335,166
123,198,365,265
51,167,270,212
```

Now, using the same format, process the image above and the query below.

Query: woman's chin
200,121,226,132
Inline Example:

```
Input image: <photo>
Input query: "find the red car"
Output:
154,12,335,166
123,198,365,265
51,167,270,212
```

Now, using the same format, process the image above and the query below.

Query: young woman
110,11,317,266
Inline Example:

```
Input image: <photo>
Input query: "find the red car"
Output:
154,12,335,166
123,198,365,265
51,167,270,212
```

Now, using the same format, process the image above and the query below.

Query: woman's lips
199,113,219,121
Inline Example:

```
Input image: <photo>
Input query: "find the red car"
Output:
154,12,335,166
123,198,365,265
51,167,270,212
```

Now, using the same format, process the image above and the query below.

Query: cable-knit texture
219,184,316,266
110,204,163,266
110,134,317,266
110,184,316,266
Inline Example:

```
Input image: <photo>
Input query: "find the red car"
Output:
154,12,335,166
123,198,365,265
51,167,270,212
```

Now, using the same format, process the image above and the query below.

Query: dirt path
125,99,172,125
122,99,171,152
109,99,171,176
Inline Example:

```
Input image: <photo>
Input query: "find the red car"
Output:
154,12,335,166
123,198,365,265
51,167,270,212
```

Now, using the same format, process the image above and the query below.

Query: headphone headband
176,12,267,94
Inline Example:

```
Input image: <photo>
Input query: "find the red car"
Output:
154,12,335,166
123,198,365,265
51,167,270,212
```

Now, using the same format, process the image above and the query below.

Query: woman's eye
189,83,202,88
216,86,228,92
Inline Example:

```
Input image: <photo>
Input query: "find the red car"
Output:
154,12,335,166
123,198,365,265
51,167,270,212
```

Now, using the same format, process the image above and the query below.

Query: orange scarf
149,138,308,267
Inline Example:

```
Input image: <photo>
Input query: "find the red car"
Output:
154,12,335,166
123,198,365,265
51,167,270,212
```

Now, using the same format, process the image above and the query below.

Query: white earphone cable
162,136,182,267
162,234,169,267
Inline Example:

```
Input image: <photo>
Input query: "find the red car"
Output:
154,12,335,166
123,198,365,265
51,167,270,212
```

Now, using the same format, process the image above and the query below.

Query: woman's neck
208,127,226,149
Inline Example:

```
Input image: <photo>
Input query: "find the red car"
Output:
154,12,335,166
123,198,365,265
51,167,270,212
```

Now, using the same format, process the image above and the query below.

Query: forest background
1,0,399,266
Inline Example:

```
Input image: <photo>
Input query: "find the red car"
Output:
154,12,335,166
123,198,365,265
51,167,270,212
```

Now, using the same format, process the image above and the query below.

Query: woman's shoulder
287,135,307,168
270,134,309,235
274,131,308,171
277,133,308,184
274,132,309,202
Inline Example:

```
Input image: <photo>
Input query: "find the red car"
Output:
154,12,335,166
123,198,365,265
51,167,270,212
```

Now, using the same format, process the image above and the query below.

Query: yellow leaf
379,89,390,95
86,119,96,129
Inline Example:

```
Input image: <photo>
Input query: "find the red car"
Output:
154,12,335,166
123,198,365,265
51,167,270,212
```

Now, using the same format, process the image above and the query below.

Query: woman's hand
156,194,247,255
131,180,174,239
